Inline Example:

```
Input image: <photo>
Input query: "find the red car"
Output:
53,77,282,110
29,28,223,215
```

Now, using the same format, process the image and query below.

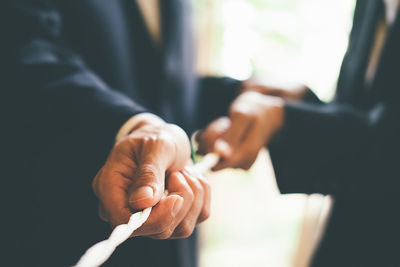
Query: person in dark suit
0,0,250,266
199,0,400,266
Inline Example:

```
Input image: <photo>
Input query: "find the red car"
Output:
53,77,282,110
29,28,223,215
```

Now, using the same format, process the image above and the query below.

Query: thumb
126,123,190,211
128,162,166,211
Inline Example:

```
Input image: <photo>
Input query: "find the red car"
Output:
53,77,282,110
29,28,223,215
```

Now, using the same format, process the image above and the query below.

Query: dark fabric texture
269,0,400,266
0,0,240,266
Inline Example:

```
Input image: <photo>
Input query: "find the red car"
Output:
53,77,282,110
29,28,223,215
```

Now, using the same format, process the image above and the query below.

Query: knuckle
199,208,210,223
189,177,203,195
156,218,173,233
241,162,253,170
186,190,195,204
138,163,157,177
177,220,195,238
144,134,157,143
199,177,211,192
230,108,246,118
156,229,174,239
182,185,195,203
255,111,265,121
239,155,257,170
242,146,258,157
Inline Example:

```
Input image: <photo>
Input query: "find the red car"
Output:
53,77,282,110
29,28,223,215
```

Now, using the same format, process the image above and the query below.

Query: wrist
116,113,166,143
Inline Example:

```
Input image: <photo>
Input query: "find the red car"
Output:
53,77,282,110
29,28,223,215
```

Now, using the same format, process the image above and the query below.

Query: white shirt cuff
190,130,201,153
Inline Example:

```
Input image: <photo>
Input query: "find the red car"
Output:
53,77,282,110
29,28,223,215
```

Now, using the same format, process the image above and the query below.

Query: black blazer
270,0,400,266
0,1,240,266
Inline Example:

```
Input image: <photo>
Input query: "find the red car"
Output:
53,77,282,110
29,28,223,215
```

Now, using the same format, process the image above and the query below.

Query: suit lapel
130,0,162,53
352,0,384,102
370,5,400,102
160,0,182,56
159,0,198,130
159,0,186,121
336,0,383,103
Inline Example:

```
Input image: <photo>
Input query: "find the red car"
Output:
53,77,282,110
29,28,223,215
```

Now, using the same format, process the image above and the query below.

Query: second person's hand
198,91,285,171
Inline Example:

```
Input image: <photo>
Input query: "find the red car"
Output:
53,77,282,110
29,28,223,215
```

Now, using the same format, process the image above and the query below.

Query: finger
197,117,230,155
235,120,267,170
171,168,205,238
214,113,252,158
127,123,191,210
214,120,265,170
146,172,194,239
217,145,258,170
98,171,133,226
216,138,258,170
132,194,183,237
236,150,259,170
212,121,255,170
128,161,166,211
196,175,211,223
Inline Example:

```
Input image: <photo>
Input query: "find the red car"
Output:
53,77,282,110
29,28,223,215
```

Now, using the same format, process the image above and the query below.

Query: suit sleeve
2,1,146,145
302,87,323,104
196,76,242,128
269,99,400,199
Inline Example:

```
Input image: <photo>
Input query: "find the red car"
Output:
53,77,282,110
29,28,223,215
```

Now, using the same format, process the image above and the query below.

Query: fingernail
215,139,232,157
172,197,183,217
129,186,154,205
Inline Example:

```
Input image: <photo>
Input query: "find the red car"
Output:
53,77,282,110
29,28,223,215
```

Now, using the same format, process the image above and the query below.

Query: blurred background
193,0,356,266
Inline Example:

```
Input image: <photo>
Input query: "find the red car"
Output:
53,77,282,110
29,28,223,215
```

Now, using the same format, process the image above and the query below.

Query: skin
92,118,210,239
198,89,289,171
241,80,309,101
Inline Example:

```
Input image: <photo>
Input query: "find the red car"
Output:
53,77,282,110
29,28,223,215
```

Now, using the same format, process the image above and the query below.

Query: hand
197,117,231,155
92,119,210,239
199,91,284,170
242,80,308,101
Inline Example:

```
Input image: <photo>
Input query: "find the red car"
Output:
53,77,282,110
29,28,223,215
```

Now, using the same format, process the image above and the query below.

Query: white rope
192,153,219,174
74,208,151,267
74,153,219,267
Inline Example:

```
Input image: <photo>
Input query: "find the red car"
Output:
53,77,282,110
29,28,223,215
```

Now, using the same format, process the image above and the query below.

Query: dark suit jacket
270,0,400,266
0,0,240,266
